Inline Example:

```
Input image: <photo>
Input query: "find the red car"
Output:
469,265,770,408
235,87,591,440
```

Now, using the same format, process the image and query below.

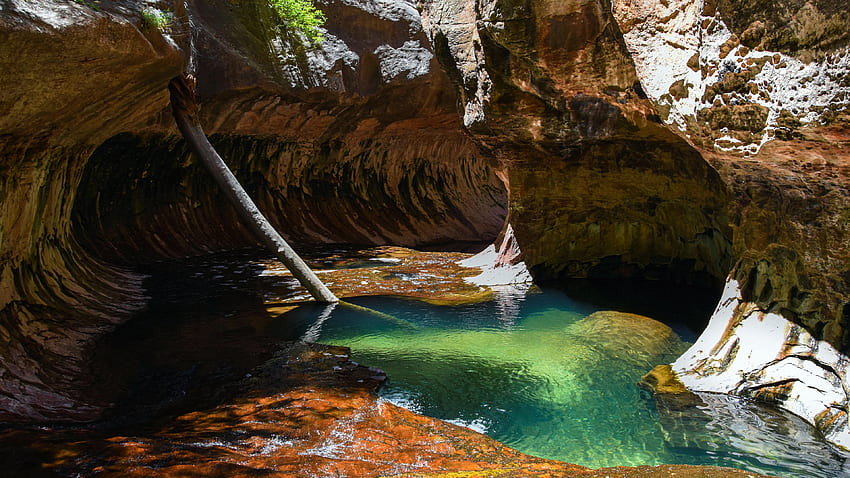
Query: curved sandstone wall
2,0,849,452
611,0,850,447
0,0,506,422
73,130,503,262
0,0,183,421
418,0,734,285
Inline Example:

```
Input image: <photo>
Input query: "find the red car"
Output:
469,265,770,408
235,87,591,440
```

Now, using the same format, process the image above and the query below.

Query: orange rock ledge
0,342,772,478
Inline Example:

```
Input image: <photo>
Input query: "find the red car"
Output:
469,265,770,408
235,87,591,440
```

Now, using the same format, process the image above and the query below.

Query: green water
278,287,849,477
67,252,850,477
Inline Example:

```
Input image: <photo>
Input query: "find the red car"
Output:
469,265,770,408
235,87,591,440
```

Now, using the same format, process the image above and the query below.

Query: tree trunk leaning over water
168,73,338,303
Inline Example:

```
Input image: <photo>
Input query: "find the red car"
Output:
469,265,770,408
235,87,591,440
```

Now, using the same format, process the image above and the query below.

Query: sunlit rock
458,224,532,286
566,311,686,366
418,0,734,286
674,279,850,449
613,0,850,154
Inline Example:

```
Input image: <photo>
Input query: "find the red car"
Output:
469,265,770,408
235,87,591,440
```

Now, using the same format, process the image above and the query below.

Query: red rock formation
418,0,733,284
0,0,847,468
0,0,506,422
610,0,850,446
0,0,182,421
419,0,850,447
0,342,772,477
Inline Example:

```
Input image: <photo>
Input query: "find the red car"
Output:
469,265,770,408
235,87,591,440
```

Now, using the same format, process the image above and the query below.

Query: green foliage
268,0,326,45
141,7,172,30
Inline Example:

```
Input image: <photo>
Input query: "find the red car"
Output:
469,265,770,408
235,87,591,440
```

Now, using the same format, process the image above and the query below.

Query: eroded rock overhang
1,0,849,453
610,0,850,447
613,0,850,447
0,0,507,422
418,0,850,449
418,0,734,286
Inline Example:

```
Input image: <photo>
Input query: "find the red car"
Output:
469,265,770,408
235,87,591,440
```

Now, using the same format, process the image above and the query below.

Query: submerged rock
418,0,850,450
650,392,850,477
0,341,772,477
639,364,691,395
564,311,686,365
0,0,849,465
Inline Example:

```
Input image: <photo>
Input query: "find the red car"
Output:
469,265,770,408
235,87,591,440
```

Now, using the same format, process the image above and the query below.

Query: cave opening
65,129,736,421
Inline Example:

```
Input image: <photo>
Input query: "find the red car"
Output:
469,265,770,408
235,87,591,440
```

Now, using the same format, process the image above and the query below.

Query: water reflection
655,392,850,477
302,287,850,476
1,249,845,478
490,284,532,327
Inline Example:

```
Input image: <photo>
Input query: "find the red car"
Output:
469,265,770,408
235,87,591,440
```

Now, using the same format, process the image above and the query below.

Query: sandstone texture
565,311,685,363
417,0,850,450
418,0,734,288
613,0,850,154
0,342,772,477
1,0,849,469
0,0,505,422
613,0,850,448
0,0,182,421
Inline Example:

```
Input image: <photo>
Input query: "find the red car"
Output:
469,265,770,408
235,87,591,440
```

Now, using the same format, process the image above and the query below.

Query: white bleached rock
612,0,850,154
673,279,850,449
459,224,532,286
459,243,532,286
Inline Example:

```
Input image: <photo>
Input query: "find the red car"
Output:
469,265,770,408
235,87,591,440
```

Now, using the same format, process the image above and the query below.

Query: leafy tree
268,0,326,44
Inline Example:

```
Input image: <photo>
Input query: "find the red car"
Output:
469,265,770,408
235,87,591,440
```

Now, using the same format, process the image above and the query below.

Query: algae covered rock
564,311,687,366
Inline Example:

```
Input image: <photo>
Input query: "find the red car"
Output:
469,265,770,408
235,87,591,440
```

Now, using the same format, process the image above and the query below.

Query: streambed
296,291,848,476
0,248,846,477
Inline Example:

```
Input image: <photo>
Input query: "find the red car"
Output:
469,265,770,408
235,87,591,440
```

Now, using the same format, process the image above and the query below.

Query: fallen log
168,73,338,303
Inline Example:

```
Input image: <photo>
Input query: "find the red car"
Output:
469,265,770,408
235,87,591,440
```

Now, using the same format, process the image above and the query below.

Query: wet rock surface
1,0,849,471
671,122,850,448
0,343,772,478
415,0,850,449
0,248,776,477
0,0,505,423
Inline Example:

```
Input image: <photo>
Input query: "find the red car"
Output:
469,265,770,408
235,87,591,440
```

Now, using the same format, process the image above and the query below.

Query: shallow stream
295,290,849,476
3,249,848,477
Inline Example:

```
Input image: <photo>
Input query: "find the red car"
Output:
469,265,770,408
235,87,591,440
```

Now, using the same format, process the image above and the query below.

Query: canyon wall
2,0,850,453
0,0,182,421
73,0,506,263
418,0,733,287
417,0,850,448
612,0,850,447
0,0,505,421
